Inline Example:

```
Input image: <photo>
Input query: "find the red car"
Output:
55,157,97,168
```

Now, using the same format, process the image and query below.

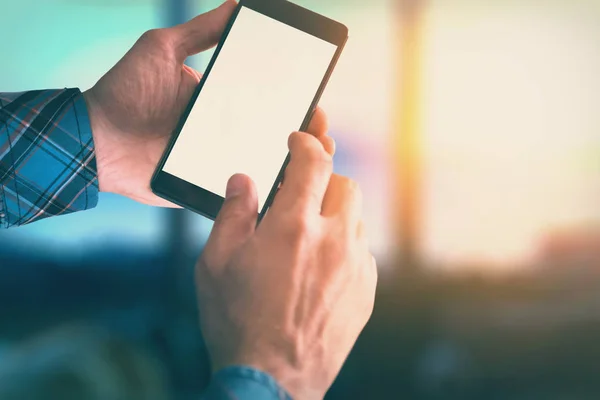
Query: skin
83,1,377,398
84,0,333,206
198,134,377,399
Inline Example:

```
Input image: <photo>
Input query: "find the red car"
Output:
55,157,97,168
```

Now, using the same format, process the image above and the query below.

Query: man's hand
196,118,377,399
83,0,331,206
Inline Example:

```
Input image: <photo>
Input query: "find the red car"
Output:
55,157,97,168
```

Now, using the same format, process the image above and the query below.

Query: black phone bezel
150,0,348,221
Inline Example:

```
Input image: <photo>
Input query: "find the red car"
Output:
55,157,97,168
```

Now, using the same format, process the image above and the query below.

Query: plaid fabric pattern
0,89,98,229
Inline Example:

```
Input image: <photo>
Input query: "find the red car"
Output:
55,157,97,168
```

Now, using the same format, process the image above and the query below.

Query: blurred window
422,0,600,269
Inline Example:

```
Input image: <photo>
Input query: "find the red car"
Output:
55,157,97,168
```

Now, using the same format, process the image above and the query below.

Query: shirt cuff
201,366,292,400
0,89,98,228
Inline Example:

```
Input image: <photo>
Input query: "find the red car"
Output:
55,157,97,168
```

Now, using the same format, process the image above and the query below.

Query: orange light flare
392,0,427,267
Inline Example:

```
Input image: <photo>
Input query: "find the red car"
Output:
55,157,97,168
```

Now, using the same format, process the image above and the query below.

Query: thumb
170,0,238,62
205,174,258,260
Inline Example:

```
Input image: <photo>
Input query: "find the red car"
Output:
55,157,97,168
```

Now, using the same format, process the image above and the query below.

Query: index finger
308,108,335,156
271,131,333,214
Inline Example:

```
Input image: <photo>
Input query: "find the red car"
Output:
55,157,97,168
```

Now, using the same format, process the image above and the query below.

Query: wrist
82,89,118,194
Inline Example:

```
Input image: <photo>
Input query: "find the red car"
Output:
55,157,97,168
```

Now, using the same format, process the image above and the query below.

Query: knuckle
282,213,316,242
196,251,221,278
140,28,160,41
342,177,361,199
306,144,332,166
139,28,172,48
341,177,364,215
331,174,356,193
293,133,332,166
293,214,312,237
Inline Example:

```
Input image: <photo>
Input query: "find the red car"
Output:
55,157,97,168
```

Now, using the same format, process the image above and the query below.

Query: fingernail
226,174,246,198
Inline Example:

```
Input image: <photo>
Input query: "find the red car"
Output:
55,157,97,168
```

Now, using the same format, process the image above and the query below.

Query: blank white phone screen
163,6,338,210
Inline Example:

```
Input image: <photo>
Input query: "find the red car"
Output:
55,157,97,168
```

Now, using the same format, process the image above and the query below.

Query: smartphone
151,0,348,220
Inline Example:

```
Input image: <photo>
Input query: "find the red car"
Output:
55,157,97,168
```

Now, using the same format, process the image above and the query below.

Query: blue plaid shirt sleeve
0,89,98,229
202,366,293,400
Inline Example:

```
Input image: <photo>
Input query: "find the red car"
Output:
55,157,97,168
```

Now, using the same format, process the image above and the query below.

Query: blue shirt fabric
0,88,292,400
0,89,98,228
203,367,292,400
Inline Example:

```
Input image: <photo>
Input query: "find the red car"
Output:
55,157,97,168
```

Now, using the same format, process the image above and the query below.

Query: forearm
201,366,292,400
0,89,98,228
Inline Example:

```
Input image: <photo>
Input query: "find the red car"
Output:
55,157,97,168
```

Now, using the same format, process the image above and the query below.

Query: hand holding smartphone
151,0,348,220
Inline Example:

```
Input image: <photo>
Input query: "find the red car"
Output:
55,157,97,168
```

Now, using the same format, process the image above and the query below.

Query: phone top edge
240,0,348,45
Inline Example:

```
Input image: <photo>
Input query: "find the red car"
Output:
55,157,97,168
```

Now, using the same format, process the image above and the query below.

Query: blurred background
1,0,599,398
